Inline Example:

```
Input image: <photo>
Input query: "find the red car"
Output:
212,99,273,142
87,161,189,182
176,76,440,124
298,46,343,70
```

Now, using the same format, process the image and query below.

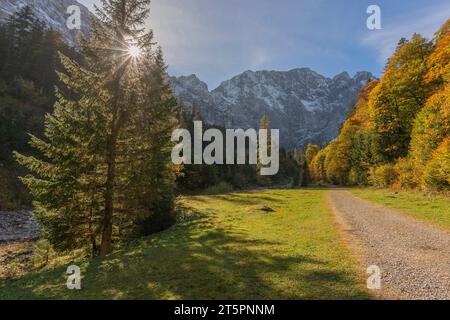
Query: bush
348,167,368,186
30,240,54,269
203,182,234,195
394,158,421,189
138,195,178,236
369,164,398,188
422,139,450,191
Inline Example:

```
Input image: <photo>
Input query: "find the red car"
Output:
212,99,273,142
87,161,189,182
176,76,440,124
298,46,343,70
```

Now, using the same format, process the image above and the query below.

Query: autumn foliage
309,20,450,192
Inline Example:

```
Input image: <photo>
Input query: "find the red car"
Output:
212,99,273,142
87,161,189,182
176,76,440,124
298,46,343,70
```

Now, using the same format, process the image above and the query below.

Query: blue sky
78,0,450,89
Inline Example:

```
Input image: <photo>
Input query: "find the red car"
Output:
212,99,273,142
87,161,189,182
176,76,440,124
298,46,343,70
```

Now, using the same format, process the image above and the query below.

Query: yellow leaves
410,83,450,164
422,138,450,191
424,22,450,88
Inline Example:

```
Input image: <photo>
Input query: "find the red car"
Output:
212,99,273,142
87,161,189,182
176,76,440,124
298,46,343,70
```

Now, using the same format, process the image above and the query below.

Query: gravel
328,190,450,300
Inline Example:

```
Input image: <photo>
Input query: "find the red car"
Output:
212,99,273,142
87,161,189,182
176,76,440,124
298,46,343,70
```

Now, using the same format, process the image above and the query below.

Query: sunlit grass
0,189,371,300
349,188,450,230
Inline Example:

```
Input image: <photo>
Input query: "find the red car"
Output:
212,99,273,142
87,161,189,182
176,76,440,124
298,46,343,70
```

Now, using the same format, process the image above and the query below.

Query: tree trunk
99,82,122,257
100,153,115,256
100,125,119,256
99,19,128,257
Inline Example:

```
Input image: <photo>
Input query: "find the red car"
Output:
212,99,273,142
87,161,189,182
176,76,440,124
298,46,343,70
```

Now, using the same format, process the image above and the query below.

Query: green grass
0,189,370,300
350,188,450,230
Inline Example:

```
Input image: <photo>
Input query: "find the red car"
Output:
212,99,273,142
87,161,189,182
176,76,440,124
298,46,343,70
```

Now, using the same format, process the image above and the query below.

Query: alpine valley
0,0,374,148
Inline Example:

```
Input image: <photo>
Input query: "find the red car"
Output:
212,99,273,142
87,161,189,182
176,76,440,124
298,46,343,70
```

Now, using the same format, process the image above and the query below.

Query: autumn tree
422,138,450,191
409,86,450,165
370,34,433,162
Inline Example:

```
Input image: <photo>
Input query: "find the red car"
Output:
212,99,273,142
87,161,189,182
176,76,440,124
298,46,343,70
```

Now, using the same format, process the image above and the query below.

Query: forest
308,21,449,192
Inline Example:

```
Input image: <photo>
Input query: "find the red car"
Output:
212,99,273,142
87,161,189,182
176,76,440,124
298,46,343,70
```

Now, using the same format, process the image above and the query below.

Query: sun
128,45,141,58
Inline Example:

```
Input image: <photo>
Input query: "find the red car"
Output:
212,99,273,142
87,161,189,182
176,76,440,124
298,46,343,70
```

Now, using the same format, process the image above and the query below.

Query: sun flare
128,45,141,58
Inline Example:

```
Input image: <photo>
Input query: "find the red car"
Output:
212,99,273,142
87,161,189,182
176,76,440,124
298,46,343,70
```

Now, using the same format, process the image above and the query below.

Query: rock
0,211,40,243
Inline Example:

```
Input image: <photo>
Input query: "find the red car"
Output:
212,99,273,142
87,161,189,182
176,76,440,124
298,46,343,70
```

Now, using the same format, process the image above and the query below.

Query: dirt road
328,190,450,300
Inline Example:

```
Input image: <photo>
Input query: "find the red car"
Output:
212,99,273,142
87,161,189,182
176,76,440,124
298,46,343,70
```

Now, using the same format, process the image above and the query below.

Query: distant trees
256,116,272,186
176,113,305,191
309,20,450,192
305,144,320,166
292,148,308,187
15,0,178,256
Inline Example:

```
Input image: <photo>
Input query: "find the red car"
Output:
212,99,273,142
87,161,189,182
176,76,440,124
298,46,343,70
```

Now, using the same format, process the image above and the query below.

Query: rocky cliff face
171,69,374,149
0,0,92,46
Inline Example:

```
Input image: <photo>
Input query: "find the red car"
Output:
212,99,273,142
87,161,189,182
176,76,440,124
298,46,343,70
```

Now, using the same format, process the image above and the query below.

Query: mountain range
172,70,374,148
0,0,375,149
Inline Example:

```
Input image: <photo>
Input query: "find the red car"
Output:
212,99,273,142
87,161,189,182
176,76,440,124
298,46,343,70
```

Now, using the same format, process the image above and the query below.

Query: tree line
308,20,449,192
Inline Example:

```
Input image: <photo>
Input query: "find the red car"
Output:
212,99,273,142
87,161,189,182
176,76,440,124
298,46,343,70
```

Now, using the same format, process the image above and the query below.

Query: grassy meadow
0,189,371,300
349,188,450,230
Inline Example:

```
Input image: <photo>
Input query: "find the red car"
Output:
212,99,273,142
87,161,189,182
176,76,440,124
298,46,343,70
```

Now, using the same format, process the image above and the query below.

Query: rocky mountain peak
172,69,375,149
0,0,92,46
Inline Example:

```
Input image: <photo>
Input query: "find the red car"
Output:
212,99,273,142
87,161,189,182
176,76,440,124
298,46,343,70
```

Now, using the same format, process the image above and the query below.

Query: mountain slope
0,0,92,46
171,70,374,148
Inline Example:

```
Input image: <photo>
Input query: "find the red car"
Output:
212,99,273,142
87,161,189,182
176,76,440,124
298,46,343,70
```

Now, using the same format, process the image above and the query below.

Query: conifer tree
292,149,308,186
256,115,271,186
15,0,178,256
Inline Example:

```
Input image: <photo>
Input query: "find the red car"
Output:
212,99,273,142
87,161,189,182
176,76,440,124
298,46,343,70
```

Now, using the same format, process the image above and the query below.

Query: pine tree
15,0,178,256
256,115,271,186
292,149,308,186
305,143,320,174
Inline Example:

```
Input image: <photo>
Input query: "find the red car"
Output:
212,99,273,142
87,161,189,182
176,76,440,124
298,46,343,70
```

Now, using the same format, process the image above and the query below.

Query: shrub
422,139,450,191
203,181,234,195
348,167,368,186
369,164,398,188
138,196,178,236
394,158,421,189
30,240,54,269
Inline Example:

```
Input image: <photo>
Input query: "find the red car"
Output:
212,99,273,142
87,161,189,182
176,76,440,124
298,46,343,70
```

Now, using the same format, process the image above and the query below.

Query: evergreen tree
256,115,271,186
15,0,178,256
292,149,308,186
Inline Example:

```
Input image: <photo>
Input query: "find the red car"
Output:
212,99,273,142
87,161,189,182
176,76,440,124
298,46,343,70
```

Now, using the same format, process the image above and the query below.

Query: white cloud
362,3,450,64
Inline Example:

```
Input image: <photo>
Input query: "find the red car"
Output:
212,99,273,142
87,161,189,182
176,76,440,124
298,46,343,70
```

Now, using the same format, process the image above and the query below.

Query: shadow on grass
0,212,370,300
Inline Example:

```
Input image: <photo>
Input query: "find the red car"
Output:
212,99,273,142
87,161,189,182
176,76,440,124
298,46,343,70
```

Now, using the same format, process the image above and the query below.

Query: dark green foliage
175,111,303,192
15,0,178,256
292,149,309,187
0,7,78,209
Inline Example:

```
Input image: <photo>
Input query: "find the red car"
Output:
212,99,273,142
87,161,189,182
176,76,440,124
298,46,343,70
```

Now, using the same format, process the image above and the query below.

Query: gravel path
327,190,450,300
